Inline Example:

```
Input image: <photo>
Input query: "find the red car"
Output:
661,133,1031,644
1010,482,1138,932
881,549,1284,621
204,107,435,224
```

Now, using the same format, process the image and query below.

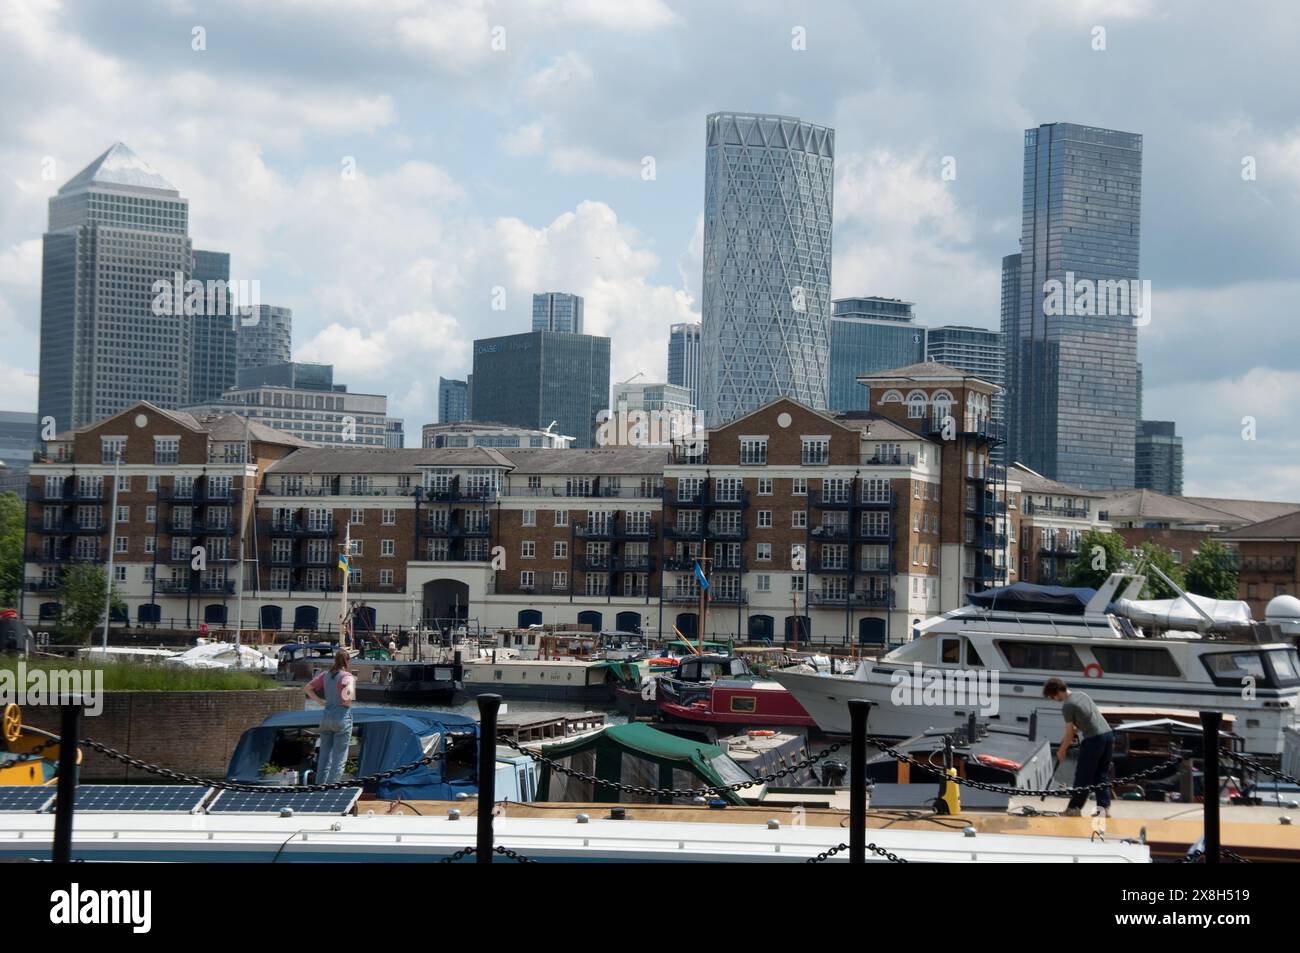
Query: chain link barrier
1219,746,1300,788
439,845,536,863
1182,847,1252,864
806,841,908,863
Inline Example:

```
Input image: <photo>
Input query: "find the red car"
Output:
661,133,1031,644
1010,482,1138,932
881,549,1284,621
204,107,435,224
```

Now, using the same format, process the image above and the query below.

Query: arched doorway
422,579,469,626
784,615,811,643
260,605,282,630
858,617,886,647
518,609,543,627
675,612,698,639
577,610,603,631
109,605,128,624
615,611,641,634
747,614,774,642
353,605,377,634
294,606,319,631
137,603,161,625
39,602,59,621
204,604,228,625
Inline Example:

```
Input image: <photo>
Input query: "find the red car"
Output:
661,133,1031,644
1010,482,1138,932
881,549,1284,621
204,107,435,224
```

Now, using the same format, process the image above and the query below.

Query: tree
1062,529,1129,590
55,564,125,645
0,491,21,607
1131,541,1186,599
1184,539,1240,600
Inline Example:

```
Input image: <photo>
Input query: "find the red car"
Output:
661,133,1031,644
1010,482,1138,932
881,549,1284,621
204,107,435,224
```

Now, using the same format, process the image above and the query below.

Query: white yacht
770,573,1300,757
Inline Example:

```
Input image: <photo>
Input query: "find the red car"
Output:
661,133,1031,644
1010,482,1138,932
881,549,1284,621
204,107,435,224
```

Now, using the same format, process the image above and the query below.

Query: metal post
53,699,81,863
1200,710,1221,864
476,693,502,864
849,699,871,863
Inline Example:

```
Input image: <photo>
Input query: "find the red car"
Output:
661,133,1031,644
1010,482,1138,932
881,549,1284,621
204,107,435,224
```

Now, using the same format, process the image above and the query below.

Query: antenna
544,420,557,433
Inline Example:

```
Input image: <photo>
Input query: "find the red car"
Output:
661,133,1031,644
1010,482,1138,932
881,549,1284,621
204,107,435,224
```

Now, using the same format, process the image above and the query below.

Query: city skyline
3,2,1299,498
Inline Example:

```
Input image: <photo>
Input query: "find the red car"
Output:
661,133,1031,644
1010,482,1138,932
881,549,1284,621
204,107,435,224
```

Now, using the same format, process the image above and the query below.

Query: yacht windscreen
1265,649,1300,687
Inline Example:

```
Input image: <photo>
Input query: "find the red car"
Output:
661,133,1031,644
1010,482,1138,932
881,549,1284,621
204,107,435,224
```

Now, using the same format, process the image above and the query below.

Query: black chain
807,841,907,863
864,734,1182,798
75,735,469,793
496,734,844,799
1183,847,1252,864
439,845,536,863
1219,747,1300,787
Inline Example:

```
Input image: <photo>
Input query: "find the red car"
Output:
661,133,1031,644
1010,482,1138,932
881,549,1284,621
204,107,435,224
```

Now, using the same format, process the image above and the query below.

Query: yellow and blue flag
337,551,351,573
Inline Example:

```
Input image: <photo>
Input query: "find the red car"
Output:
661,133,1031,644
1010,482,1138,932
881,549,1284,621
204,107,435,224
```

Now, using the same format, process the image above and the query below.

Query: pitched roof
51,401,206,441
264,446,515,474
857,361,999,389
1099,488,1299,528
1217,510,1300,541
830,412,937,444
1008,463,1105,498
1180,496,1300,526
497,447,670,474
60,143,179,195
193,414,313,448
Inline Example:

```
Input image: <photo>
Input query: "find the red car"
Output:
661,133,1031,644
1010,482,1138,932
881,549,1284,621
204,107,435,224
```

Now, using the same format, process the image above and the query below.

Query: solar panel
0,786,57,813
206,787,361,815
68,785,213,814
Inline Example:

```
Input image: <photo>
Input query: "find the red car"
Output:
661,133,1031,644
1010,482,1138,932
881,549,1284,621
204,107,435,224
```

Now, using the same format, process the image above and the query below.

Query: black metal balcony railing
1023,501,1092,519
973,533,1010,550
859,560,896,575
810,524,850,541
446,523,491,538
704,523,748,541
814,560,853,574
664,525,703,541
854,524,894,541
966,496,1008,516
263,519,337,537
27,519,106,534
963,566,1005,582
27,549,100,564
1237,555,1297,573
155,579,237,595
809,591,895,608
24,579,63,592
862,453,916,467
811,491,854,509
664,588,748,605
1038,545,1079,558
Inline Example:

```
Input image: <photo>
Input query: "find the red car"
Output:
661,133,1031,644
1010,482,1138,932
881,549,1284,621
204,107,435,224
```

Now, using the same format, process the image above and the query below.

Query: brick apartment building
20,364,1060,646
1009,464,1109,584
1218,512,1300,618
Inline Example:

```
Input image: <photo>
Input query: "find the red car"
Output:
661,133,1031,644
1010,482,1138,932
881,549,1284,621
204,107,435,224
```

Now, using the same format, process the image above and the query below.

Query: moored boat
654,654,815,728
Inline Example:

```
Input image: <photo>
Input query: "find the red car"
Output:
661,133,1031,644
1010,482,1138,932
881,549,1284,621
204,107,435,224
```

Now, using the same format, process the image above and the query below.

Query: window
1201,651,1270,687
144,537,155,555
143,565,154,582
791,478,807,496
101,437,126,463
147,475,159,492
114,565,127,583
117,475,131,493
554,541,568,559
154,437,179,465
381,539,395,557
1090,646,1181,678
757,510,772,529
522,541,536,559
714,477,742,502
790,575,805,592
522,509,536,527
381,509,395,525
995,641,1083,671
739,438,768,465
757,543,772,561
552,571,568,589
520,571,535,589
792,511,806,529
380,569,394,586
350,508,364,525
116,536,128,554
800,437,829,465
554,510,569,527
757,478,773,496
116,505,129,523
756,574,771,593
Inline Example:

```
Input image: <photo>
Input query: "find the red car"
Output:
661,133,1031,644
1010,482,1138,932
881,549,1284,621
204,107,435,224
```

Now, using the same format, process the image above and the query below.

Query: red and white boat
654,655,815,728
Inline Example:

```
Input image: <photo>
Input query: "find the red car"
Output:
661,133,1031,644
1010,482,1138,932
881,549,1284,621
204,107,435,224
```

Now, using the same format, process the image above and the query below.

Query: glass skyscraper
532,292,584,334
827,297,924,411
39,143,193,431
700,111,834,425
471,331,611,448
438,377,469,423
1136,420,1183,495
235,305,293,374
667,322,701,409
189,249,235,404
1008,123,1142,490
925,324,1004,413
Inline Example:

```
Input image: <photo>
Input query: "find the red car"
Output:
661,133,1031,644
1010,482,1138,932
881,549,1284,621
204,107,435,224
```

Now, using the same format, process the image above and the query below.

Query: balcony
963,566,1005,583
810,491,855,510
263,518,336,538
862,453,916,467
809,591,895,608
703,523,748,541
972,533,1009,550
663,589,747,605
965,466,1008,485
966,496,1007,516
32,485,75,503
27,549,100,564
155,579,236,595
664,525,703,541
446,523,491,539
859,560,896,575
1037,545,1079,558
24,578,63,592
28,519,106,534
701,489,749,510
1238,555,1296,573
421,487,496,504
1023,501,1092,519
813,560,853,575
854,524,894,541
617,555,655,572
809,525,851,541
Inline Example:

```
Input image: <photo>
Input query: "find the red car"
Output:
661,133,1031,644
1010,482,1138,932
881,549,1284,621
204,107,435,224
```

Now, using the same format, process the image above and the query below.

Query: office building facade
667,322,702,408
421,421,575,450
827,297,925,412
925,325,1005,431
1135,420,1184,495
471,331,610,449
1008,123,1143,490
531,292,584,334
39,143,194,431
438,378,469,424
700,112,835,425
189,249,236,405
235,305,293,373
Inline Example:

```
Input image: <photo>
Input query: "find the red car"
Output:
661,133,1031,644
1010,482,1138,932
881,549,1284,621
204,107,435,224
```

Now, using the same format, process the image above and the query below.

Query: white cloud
558,0,680,30
502,121,545,156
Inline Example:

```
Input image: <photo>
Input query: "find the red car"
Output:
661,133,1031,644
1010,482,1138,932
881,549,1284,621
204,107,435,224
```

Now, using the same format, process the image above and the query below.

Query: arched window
906,391,928,419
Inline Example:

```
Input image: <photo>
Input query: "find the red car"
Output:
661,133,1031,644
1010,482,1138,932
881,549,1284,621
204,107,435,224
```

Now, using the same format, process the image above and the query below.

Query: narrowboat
654,655,816,729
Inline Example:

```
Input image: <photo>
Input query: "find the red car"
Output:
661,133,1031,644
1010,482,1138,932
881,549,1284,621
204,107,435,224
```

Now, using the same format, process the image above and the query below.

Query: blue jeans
317,724,352,784
1069,731,1114,810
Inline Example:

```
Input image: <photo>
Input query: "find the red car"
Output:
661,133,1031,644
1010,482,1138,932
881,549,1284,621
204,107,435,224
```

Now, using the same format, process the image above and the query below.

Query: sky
1,0,1298,498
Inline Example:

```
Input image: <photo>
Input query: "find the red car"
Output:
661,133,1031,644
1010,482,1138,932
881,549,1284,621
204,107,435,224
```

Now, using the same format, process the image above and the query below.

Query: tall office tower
39,143,193,431
1010,123,1142,490
471,331,610,448
438,377,469,423
926,324,1005,422
0,411,40,496
531,292,585,334
1136,420,1183,495
667,322,702,408
827,297,925,412
700,111,835,425
999,253,1020,460
235,305,293,373
189,249,235,404
1135,362,1143,422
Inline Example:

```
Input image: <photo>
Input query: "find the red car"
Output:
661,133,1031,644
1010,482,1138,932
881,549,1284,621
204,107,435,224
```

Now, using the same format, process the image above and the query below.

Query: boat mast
234,412,250,661
340,523,351,649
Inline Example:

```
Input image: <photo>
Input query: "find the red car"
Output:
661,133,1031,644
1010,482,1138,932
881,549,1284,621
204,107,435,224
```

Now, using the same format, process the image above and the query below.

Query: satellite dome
1265,594,1300,633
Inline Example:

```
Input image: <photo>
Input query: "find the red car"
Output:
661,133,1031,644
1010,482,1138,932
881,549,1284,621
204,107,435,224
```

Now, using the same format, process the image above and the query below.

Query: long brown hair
330,650,351,675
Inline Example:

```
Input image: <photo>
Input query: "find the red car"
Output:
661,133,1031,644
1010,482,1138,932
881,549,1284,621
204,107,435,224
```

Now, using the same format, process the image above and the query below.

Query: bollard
53,699,82,864
848,699,872,864
1200,710,1221,864
476,694,502,865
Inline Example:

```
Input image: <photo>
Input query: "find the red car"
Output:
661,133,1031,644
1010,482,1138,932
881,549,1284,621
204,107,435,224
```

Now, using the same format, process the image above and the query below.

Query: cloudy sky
1,0,1297,497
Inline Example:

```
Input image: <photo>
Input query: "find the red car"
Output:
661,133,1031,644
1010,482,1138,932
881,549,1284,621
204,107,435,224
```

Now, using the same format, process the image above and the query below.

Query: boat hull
655,679,816,728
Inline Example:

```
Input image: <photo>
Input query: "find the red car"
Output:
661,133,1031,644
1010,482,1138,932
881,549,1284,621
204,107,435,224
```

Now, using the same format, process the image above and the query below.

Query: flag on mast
337,551,351,573
693,559,710,599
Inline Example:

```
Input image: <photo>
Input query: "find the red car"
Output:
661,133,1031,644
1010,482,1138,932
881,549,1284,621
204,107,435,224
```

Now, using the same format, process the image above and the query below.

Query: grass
0,655,279,692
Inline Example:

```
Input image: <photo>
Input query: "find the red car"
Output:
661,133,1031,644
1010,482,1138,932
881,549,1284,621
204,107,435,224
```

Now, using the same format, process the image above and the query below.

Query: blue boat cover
226,707,478,800
966,583,1097,616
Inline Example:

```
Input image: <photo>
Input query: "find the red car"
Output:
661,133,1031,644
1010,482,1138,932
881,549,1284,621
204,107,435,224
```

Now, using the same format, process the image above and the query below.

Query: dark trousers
1069,731,1114,810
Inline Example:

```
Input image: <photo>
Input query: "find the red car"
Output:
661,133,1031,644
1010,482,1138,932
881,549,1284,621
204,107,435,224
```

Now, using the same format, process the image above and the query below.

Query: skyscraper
700,111,834,425
925,324,1004,416
471,331,610,448
1136,420,1183,495
532,292,584,334
827,297,925,411
438,377,469,423
667,322,701,408
1008,123,1142,489
189,249,235,404
39,143,193,431
236,305,293,373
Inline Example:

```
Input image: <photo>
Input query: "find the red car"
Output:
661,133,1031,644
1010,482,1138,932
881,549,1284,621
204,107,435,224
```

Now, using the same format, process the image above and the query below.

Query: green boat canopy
534,723,751,805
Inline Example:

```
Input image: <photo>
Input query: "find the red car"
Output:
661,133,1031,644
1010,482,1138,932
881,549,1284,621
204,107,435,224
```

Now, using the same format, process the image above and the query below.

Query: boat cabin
675,655,751,683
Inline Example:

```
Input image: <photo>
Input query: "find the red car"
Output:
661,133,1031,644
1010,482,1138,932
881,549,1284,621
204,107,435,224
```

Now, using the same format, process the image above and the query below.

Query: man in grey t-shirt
1043,678,1113,817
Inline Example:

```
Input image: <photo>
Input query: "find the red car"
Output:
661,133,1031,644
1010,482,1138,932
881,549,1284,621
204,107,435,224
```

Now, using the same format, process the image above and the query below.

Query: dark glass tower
1009,123,1142,490
827,297,924,411
438,377,469,423
189,249,235,404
